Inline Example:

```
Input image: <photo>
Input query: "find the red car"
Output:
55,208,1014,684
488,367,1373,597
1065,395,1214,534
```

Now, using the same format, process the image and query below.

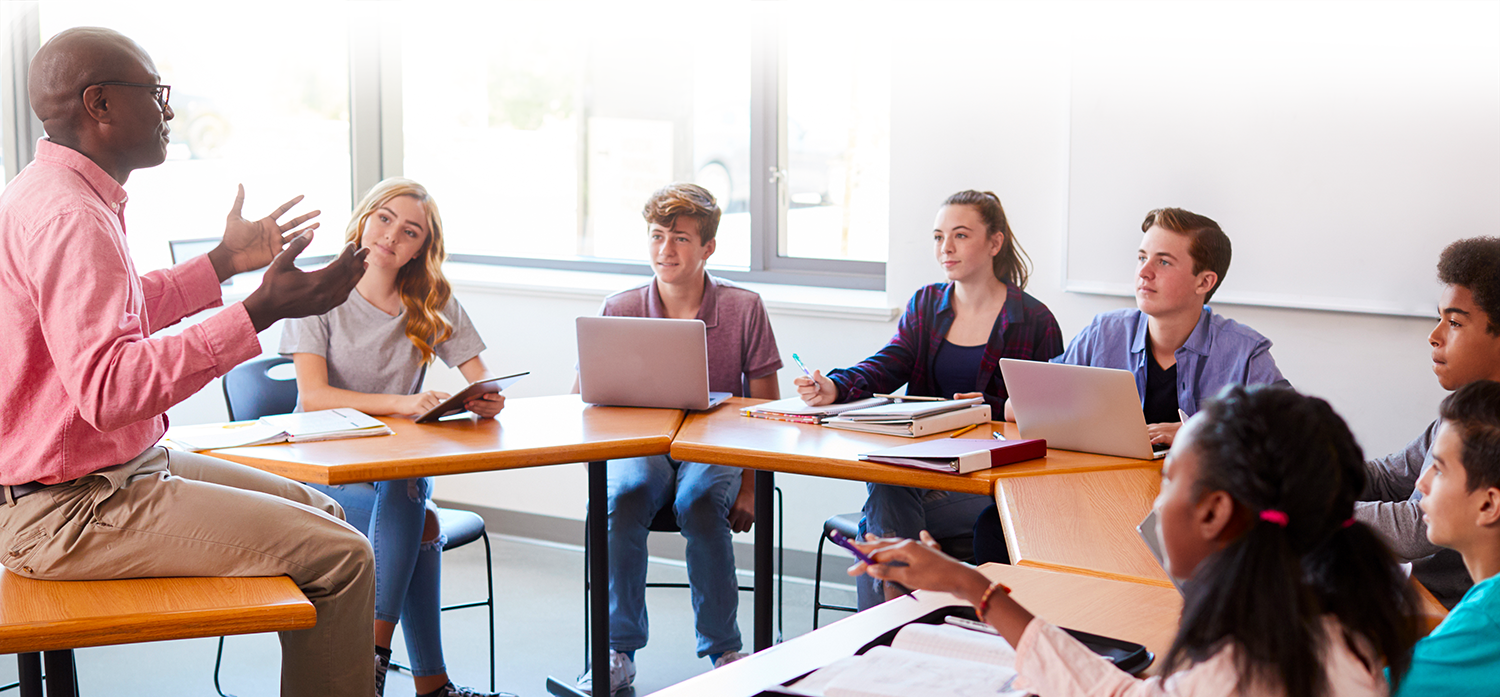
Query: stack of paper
163,408,393,451
739,396,890,424
824,402,992,438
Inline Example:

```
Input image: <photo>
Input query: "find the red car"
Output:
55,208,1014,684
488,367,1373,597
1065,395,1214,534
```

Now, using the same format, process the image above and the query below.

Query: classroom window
36,1,353,272
401,1,755,269
781,4,891,264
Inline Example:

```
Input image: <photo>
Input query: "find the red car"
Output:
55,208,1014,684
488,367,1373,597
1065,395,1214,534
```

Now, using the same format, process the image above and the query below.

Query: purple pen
828,530,909,568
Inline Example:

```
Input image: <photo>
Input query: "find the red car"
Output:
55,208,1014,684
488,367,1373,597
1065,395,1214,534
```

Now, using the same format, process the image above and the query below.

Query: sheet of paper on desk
789,624,1023,697
792,646,1022,697
260,408,391,441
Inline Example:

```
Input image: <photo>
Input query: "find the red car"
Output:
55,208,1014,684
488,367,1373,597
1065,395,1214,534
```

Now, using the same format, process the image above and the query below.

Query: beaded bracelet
976,580,1011,617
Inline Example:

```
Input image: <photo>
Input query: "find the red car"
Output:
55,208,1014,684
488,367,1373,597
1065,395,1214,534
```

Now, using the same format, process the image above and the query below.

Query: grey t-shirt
1356,418,1472,608
279,289,486,403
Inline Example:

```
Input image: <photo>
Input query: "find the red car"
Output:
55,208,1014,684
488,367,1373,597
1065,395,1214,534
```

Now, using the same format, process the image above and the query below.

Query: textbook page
823,646,1021,697
890,623,1017,666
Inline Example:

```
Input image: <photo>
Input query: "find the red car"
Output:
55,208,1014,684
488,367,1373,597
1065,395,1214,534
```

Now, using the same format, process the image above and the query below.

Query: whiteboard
1064,2,1500,317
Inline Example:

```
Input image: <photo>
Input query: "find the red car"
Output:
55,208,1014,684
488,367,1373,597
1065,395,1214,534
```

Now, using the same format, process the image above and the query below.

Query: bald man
0,28,377,696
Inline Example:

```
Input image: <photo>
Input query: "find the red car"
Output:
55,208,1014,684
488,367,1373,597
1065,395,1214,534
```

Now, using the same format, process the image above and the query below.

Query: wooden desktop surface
996,467,1450,631
208,394,684,485
997,467,1173,587
0,572,314,654
669,398,1159,495
649,563,1184,697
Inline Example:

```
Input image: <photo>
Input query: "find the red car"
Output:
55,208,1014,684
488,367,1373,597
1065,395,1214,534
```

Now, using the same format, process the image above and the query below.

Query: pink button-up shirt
0,139,259,485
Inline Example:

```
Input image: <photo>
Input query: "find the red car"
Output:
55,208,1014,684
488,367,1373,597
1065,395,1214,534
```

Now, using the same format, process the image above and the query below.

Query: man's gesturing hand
208,185,322,282
243,233,368,332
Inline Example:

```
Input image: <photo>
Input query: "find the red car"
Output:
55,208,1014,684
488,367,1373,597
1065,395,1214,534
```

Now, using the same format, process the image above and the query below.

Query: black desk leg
589,459,610,689
44,650,78,697
754,469,774,651
17,652,42,697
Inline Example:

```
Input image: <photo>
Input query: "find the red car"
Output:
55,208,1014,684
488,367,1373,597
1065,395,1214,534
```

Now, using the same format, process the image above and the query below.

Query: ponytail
1164,385,1419,697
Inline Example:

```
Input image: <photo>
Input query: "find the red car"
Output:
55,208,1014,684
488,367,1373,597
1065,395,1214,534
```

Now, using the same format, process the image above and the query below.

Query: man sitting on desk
980,207,1289,563
0,28,376,697
1357,236,1500,608
575,183,782,695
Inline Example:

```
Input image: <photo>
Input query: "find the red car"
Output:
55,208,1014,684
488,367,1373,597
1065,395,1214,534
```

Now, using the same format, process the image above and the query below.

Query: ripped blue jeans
311,478,447,676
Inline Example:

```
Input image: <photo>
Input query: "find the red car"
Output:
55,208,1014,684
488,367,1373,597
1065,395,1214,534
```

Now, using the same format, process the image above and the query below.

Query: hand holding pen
828,530,918,601
791,352,837,407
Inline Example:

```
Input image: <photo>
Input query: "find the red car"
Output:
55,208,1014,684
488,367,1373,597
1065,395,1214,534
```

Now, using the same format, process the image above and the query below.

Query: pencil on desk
948,423,980,438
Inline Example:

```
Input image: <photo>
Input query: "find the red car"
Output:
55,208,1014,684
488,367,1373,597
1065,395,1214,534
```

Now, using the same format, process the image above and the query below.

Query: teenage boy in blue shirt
977,208,1288,563
1395,379,1500,696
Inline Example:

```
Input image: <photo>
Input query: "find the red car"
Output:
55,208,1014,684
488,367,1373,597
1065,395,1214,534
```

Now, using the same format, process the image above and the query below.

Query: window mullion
749,3,785,273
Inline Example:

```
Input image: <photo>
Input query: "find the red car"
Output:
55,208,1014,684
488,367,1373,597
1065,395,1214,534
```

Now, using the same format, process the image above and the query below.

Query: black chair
810,512,977,628
811,512,861,628
213,356,497,696
581,486,784,670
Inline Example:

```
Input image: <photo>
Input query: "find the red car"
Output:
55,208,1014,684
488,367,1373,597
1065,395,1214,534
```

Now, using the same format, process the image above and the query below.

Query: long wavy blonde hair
344,177,452,365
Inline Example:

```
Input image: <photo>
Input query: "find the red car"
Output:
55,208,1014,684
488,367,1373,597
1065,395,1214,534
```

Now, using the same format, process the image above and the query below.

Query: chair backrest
222,356,299,421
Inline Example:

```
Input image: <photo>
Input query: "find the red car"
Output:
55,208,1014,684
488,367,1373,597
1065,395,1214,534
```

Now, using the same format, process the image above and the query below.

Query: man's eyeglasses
86,81,171,111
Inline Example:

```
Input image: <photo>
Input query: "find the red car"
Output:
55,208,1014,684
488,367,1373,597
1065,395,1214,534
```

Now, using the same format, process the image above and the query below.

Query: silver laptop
998,358,1167,460
576,316,731,411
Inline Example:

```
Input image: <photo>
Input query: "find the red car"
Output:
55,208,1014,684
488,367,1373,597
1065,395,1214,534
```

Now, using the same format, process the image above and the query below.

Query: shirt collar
1130,305,1214,356
645,272,720,327
34,138,129,213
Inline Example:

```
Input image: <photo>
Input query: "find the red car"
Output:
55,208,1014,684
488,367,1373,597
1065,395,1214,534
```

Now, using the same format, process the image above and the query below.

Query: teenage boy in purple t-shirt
575,183,782,695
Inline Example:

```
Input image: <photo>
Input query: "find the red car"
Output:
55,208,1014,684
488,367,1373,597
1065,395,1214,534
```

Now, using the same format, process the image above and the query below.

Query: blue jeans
605,455,743,657
312,478,448,677
856,484,990,610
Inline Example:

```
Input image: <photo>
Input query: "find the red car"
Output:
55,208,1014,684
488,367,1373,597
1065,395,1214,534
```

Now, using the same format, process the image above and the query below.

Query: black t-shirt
1143,348,1180,426
932,340,986,400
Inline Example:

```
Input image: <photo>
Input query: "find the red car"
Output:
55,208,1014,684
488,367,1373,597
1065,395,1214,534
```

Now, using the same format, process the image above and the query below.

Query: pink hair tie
1341,517,1356,528
1259,509,1290,527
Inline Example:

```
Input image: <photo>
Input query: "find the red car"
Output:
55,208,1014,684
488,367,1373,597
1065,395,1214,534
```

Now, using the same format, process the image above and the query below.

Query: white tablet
413,371,528,423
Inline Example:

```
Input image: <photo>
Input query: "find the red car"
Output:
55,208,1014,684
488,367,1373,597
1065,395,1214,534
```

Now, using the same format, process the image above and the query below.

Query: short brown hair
1439,380,1500,493
1141,207,1232,302
943,190,1031,290
1437,236,1500,335
642,183,721,244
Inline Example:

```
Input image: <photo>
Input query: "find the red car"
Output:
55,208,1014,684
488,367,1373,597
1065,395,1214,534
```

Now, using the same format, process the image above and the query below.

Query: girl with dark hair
852,385,1420,697
794,191,1063,608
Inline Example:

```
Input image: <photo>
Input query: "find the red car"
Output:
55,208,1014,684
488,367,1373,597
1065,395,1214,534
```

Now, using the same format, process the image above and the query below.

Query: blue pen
791,352,813,378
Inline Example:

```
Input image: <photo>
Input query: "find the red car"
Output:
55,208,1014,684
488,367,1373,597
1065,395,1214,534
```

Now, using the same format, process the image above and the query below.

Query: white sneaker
576,649,636,695
712,650,748,669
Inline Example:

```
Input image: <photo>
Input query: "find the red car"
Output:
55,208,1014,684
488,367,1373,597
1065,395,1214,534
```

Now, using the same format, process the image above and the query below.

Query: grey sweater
1355,419,1472,608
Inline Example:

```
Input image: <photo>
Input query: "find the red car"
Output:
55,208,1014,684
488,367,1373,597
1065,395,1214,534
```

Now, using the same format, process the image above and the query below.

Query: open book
162,408,394,451
787,623,1024,697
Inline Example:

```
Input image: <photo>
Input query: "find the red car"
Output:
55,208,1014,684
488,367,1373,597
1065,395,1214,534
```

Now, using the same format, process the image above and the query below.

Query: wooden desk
996,467,1172,587
210,394,685,485
650,563,1183,697
1,571,313,694
669,397,1159,650
672,398,1160,497
208,395,684,696
995,468,1451,631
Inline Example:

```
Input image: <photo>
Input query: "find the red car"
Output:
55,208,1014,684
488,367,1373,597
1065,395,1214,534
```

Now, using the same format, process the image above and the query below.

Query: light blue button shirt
1051,306,1289,416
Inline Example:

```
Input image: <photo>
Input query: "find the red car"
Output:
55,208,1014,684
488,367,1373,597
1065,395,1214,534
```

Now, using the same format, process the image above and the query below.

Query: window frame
3,2,886,290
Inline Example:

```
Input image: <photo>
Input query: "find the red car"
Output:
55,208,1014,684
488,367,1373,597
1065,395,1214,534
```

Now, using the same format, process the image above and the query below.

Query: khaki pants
0,447,375,697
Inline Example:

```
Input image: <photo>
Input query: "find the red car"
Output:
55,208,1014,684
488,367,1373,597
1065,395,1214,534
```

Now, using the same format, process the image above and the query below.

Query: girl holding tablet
280,178,509,697
795,190,1063,608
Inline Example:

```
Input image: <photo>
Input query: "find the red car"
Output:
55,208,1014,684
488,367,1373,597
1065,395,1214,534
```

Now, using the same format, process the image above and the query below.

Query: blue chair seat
439,508,487,551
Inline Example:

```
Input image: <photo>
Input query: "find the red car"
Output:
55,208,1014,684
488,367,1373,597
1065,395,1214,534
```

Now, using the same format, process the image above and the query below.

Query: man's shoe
712,650,747,669
419,681,517,697
576,650,636,695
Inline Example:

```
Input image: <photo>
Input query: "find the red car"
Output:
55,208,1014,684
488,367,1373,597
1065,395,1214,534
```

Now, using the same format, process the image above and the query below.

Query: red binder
858,438,1047,474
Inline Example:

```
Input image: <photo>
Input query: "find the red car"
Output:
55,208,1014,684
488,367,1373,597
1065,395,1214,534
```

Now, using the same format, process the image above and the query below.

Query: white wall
169,1,1456,556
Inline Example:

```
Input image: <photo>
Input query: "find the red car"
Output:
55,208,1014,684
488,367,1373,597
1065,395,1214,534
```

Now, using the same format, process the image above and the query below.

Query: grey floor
0,534,859,697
